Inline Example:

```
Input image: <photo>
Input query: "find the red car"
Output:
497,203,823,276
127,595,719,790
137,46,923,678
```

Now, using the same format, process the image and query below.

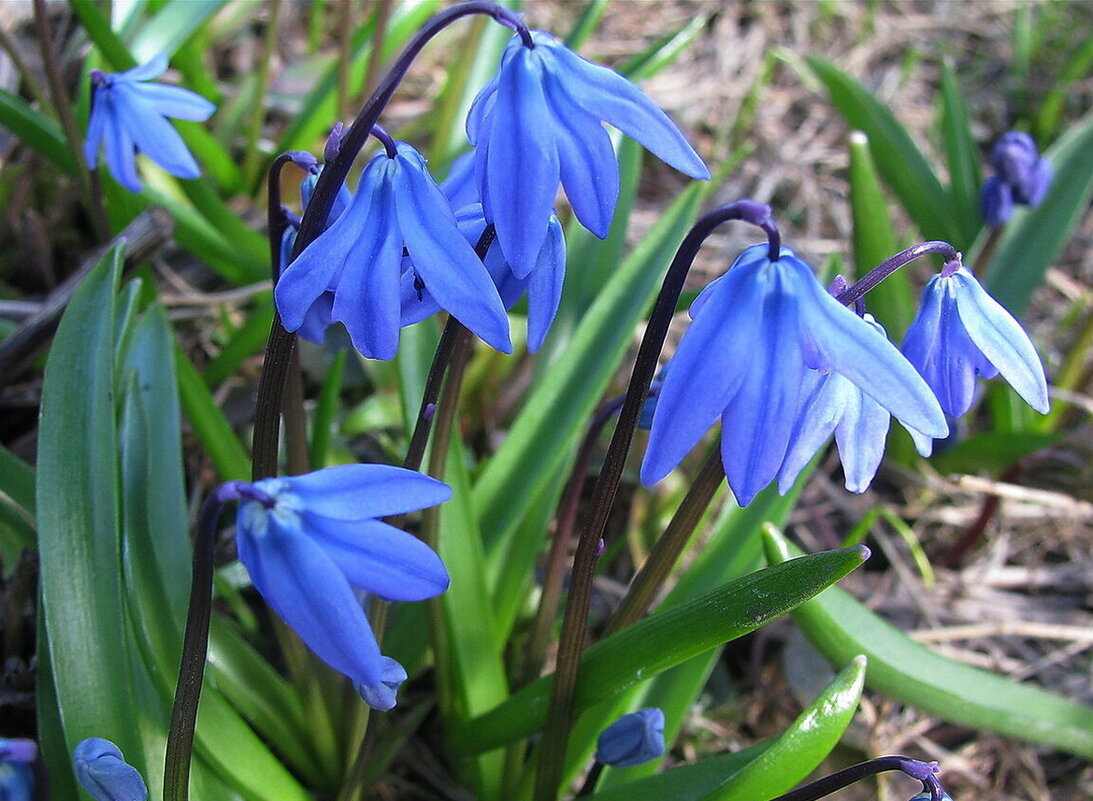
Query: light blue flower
467,31,709,277
84,54,215,193
74,738,147,801
902,263,1049,419
234,464,451,701
642,244,948,506
595,708,665,768
778,315,933,494
276,142,512,359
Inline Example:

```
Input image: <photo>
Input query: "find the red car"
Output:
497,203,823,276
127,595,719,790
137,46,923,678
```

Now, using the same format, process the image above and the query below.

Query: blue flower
641,244,948,506
233,465,450,700
84,54,215,193
902,263,1049,419
74,738,147,801
778,315,933,494
595,708,665,768
276,142,512,359
354,656,408,712
467,31,709,277
0,739,36,801
979,131,1051,226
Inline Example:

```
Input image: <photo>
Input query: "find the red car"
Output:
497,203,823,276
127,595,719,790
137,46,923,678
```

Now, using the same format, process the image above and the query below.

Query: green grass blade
806,56,963,245
0,89,76,173
939,64,982,245
174,344,251,480
69,0,138,70
129,0,231,62
764,527,1093,759
202,295,275,387
983,113,1093,314
452,546,868,755
0,445,36,557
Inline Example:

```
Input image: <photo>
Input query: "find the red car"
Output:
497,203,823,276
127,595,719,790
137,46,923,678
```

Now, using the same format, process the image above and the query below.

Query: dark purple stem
836,241,961,308
768,756,946,801
371,124,398,159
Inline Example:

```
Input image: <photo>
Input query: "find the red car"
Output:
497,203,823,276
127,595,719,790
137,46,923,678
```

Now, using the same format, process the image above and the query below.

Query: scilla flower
74,738,147,801
84,54,215,193
233,465,450,703
979,131,1051,226
642,244,947,506
595,708,665,768
0,739,36,801
276,141,511,359
467,31,709,277
902,260,1049,420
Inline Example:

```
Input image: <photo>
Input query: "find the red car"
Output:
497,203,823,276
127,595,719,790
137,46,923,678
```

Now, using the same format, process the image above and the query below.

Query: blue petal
330,158,403,359
791,257,948,439
487,47,559,279
119,54,169,83
125,81,215,121
84,94,108,167
100,102,142,193
950,269,1049,412
355,657,408,711
465,77,498,146
526,216,566,352
393,144,512,353
640,259,765,487
688,244,769,318
543,75,619,240
834,388,892,492
303,516,449,601
538,35,709,180
777,370,838,494
74,738,148,801
274,464,452,520
237,505,384,686
595,708,665,768
112,86,200,178
440,150,479,210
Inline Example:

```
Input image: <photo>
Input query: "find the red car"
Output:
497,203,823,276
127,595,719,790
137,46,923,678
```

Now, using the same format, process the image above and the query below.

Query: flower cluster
84,54,215,193
232,464,451,709
642,244,1048,506
979,131,1052,226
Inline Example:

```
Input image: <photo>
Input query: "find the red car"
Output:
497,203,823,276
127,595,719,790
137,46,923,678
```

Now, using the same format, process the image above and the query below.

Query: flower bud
74,738,147,801
595,708,665,768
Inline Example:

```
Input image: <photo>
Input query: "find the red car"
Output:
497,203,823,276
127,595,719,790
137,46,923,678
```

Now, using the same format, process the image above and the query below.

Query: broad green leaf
0,89,76,173
70,0,139,71
175,344,251,480
764,528,1093,759
586,658,865,801
807,56,963,245
983,113,1093,314
452,546,868,755
939,64,981,245
37,244,143,768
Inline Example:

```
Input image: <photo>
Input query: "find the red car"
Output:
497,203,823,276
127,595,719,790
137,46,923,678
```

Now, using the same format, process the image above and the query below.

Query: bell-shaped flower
778,315,933,494
234,464,451,697
74,738,147,801
641,244,948,506
902,263,1049,419
276,142,512,359
84,54,215,193
467,31,709,277
595,708,665,768
979,131,1051,225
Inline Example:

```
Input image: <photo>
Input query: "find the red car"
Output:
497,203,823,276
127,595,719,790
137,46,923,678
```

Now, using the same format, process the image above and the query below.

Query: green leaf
129,0,231,62
37,243,143,768
983,113,1093,314
0,89,76,173
0,445,36,558
929,430,1063,476
806,56,963,245
763,527,1093,759
175,344,251,480
939,64,982,245
203,295,275,387
587,658,865,801
69,0,139,71
451,546,868,755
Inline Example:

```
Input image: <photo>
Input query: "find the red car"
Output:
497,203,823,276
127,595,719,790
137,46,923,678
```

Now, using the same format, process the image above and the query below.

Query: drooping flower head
902,260,1049,420
74,738,147,801
84,54,215,193
979,131,1052,226
232,464,450,703
276,141,512,359
468,31,710,277
642,244,947,506
595,708,665,768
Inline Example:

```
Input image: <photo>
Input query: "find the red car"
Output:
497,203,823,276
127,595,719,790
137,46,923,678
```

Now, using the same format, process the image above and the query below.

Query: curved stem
836,240,960,308
533,199,779,801
253,3,523,481
768,756,945,801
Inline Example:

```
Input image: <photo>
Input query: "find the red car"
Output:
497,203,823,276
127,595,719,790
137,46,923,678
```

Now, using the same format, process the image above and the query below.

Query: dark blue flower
276,142,512,359
354,656,408,712
234,465,450,701
979,131,1051,225
595,708,665,768
642,244,947,506
84,54,215,193
902,263,1049,419
0,739,35,801
74,738,147,801
467,31,709,277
